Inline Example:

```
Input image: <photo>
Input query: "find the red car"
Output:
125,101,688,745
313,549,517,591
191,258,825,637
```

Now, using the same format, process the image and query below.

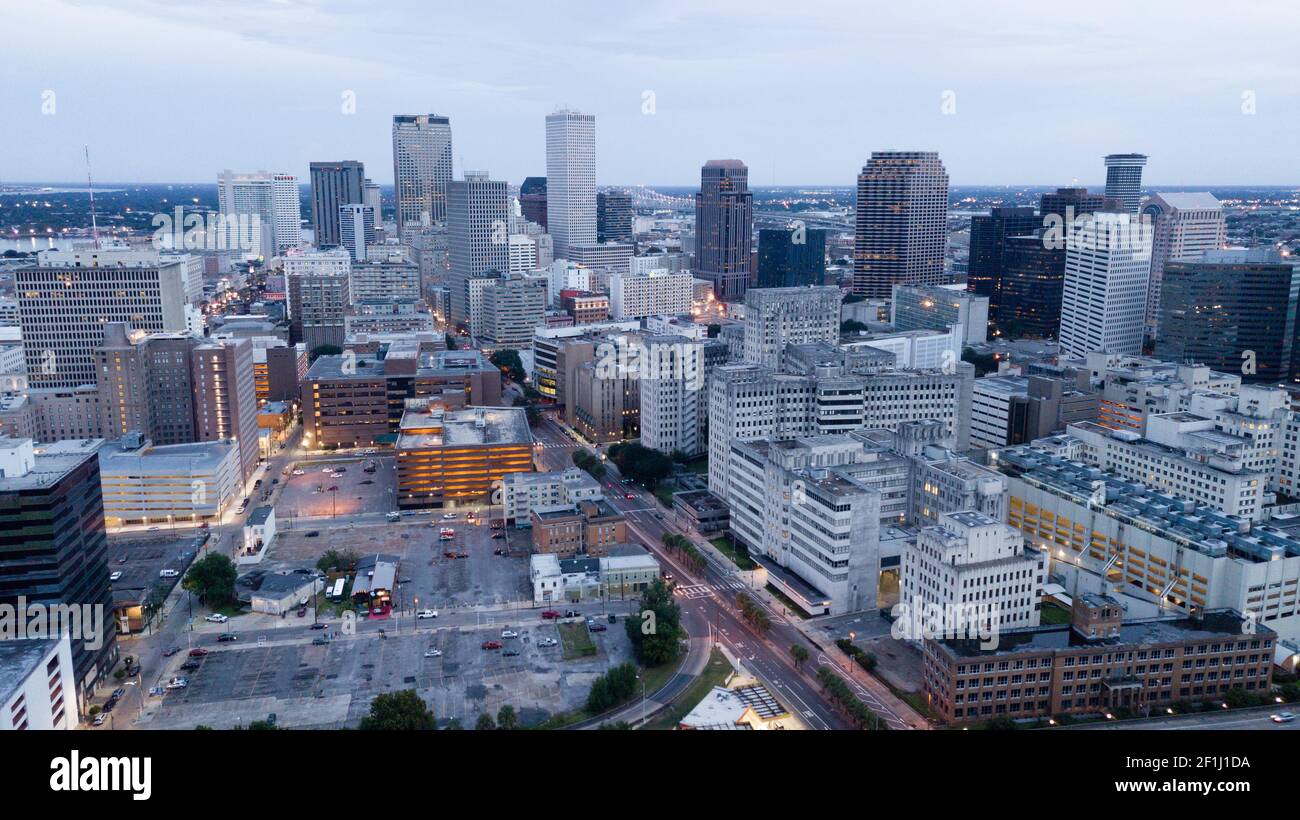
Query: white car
165,677,188,690
423,648,443,658
417,609,438,619
92,713,107,726
204,613,229,623
109,571,122,581
501,629,518,639
537,637,558,648
292,469,305,476
159,569,180,578
1271,711,1296,724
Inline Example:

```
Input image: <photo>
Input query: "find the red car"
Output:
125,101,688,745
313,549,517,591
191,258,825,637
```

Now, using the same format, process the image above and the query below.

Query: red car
625,493,635,500
541,610,561,619
481,640,502,650
188,648,208,657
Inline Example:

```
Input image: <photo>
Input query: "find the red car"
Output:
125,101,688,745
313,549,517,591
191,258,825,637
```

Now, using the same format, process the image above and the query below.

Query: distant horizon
4,181,1298,191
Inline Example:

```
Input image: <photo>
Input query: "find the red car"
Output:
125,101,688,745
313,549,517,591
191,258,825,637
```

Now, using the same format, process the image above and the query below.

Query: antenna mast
85,145,100,249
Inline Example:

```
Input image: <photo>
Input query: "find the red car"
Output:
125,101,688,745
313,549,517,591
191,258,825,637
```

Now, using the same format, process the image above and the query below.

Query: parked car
111,687,126,700
292,469,305,476
217,633,237,643
501,629,518,639
205,613,228,623
442,512,457,520
588,623,607,632
385,511,401,522
423,648,443,658
179,660,201,671
541,610,561,620
162,646,181,657
537,637,559,648
297,606,307,617
305,531,320,538
1271,711,1296,724
480,640,502,650
312,636,329,646
309,623,327,630
503,648,520,657
188,648,208,657
92,713,107,726
564,610,580,618
159,569,180,578
165,677,188,690
608,613,617,623
417,609,438,619
109,570,123,582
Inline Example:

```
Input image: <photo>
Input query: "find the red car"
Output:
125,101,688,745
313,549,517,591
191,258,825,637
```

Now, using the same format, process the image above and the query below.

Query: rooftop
397,405,531,450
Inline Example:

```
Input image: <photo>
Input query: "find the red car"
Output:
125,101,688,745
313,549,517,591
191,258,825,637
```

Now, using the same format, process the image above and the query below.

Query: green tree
625,580,682,666
475,713,496,730
489,349,527,384
316,549,359,574
358,690,436,730
182,553,237,607
791,644,810,669
586,662,639,712
496,704,519,730
609,443,672,488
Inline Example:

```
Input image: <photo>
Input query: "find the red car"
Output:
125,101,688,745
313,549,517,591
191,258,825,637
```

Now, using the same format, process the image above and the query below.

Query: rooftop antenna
85,145,100,249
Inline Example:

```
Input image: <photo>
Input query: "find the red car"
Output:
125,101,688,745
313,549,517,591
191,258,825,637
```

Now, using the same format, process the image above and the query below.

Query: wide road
531,413,860,730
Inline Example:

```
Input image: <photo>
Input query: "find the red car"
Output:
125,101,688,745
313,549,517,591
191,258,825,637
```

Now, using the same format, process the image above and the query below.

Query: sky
3,0,1299,187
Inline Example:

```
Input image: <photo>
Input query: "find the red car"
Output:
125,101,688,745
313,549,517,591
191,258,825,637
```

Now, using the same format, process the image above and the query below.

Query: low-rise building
530,498,627,557
672,489,730,537
503,467,603,525
395,404,533,509
0,635,77,730
98,434,241,527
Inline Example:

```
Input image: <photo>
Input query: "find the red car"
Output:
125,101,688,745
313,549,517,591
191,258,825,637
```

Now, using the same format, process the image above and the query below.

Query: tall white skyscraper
339,203,377,262
392,114,453,236
1058,212,1153,358
1139,192,1226,337
446,174,509,334
217,170,302,258
545,109,596,259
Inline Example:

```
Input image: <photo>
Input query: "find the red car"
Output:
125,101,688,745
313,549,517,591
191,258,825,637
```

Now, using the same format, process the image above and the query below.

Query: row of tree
358,690,523,730
815,666,887,730
607,442,672,488
835,638,878,672
572,448,607,480
624,579,684,667
660,532,706,575
735,591,771,632
585,662,639,713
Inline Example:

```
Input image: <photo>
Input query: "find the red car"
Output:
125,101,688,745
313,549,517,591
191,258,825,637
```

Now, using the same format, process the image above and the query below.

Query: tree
586,663,639,713
608,443,672,488
475,713,496,730
840,319,868,334
791,644,809,669
358,690,436,730
962,347,1000,377
182,553,237,607
625,580,683,666
489,349,527,384
496,704,519,730
316,549,359,574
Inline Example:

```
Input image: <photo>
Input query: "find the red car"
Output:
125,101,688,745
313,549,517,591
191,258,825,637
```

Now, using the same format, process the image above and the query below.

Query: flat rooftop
397,405,531,450
0,439,102,491
0,638,61,706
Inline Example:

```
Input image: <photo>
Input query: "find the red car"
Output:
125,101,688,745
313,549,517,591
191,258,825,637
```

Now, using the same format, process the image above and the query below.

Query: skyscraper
545,110,596,258
446,174,509,334
852,151,949,298
339,203,377,261
1140,192,1225,337
1103,153,1148,215
309,160,366,247
192,339,260,483
596,190,633,243
392,114,453,236
966,206,1038,314
756,226,827,288
1058,211,1153,358
1155,249,1300,384
519,176,547,228
217,170,302,257
694,159,754,302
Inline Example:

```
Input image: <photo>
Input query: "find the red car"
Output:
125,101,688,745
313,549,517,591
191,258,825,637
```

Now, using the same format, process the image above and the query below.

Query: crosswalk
672,580,748,599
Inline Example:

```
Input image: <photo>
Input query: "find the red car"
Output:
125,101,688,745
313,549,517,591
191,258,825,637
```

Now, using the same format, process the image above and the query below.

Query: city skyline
5,0,1299,186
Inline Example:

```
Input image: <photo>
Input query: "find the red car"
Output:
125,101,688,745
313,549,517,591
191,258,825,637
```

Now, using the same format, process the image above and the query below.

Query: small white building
242,506,277,559
504,467,603,525
249,573,321,615
0,634,76,730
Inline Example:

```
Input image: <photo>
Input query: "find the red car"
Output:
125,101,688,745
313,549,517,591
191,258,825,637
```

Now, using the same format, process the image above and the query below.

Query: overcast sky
4,0,1298,186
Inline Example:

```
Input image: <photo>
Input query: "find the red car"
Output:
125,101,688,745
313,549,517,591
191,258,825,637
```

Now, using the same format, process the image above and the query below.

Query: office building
609,269,693,319
309,160,366,248
446,174,509,334
503,467,604,524
755,226,826,289
479,273,548,348
852,151,949,298
639,334,705,457
339,203,377,262
0,437,114,703
967,207,1038,314
566,241,633,274
1103,153,1148,215
286,263,350,350
1140,192,1225,337
349,256,421,303
741,286,840,369
1058,212,1153,358
892,283,989,345
545,110,596,258
217,170,301,256
192,338,259,483
597,190,633,243
1156,249,1300,384
395,404,532,509
694,160,753,301
392,114,453,234
520,176,547,229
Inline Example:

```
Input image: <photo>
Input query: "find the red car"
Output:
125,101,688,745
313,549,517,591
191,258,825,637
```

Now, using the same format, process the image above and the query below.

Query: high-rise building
756,226,827,289
446,174,509,334
545,110,596,258
891,283,989,345
192,338,259,483
966,206,1038,314
19,252,191,389
852,151,949,298
639,334,705,457
392,114,453,235
284,248,352,350
339,203,377,262
596,190,633,243
1140,192,1225,337
1103,153,1148,215
479,273,549,348
742,286,840,369
0,436,115,703
1058,212,1152,358
520,176,547,229
1156,249,1300,384
608,270,693,319
694,160,753,302
309,161,366,247
217,170,301,256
